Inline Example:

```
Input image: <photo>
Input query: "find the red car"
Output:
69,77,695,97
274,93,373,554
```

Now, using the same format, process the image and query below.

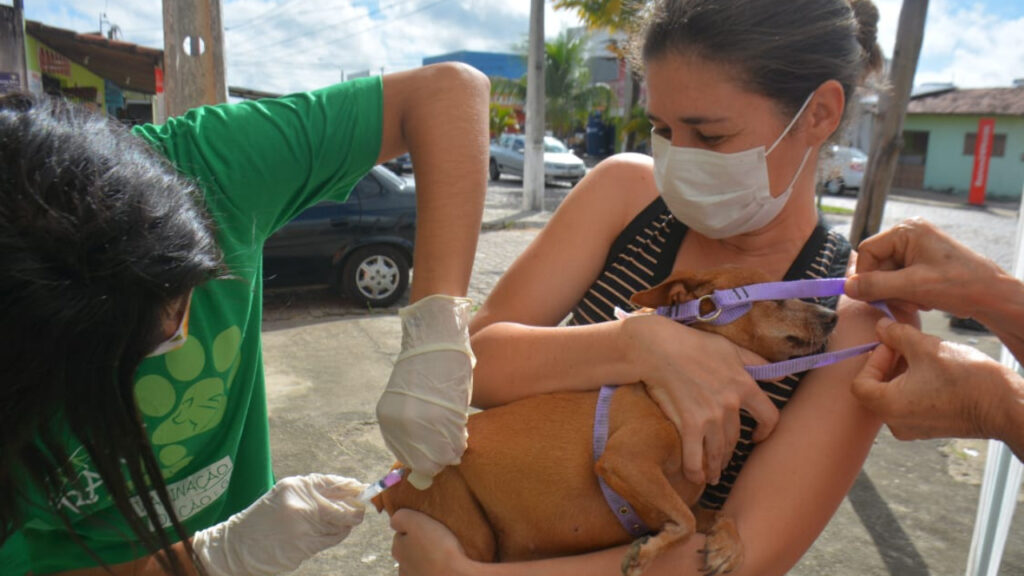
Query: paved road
263,183,1024,576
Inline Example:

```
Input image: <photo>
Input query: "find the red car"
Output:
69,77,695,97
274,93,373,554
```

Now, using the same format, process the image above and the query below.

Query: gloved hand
376,294,475,490
192,474,366,576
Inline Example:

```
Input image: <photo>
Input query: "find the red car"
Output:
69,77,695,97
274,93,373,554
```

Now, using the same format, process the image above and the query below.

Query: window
963,133,1006,157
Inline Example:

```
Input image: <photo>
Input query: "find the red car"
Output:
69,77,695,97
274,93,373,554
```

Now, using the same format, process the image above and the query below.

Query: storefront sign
39,45,70,77
0,71,20,93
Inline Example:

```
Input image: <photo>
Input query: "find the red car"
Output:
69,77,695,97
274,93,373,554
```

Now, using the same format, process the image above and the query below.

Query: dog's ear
630,283,675,308
630,270,711,308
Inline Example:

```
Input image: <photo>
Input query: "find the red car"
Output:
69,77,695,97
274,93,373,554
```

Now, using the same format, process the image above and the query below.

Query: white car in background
820,144,868,195
489,134,587,186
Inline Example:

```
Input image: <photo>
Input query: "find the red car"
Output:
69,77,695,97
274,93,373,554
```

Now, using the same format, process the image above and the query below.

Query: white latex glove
192,474,366,576
376,294,475,490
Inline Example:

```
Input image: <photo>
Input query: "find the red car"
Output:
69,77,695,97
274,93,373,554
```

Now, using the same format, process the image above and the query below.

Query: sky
13,0,1024,96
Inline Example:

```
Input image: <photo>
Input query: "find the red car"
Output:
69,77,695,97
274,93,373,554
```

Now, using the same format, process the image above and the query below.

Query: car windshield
543,137,568,153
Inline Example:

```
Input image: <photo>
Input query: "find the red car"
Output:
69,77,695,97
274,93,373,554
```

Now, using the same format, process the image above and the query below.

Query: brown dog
373,267,838,575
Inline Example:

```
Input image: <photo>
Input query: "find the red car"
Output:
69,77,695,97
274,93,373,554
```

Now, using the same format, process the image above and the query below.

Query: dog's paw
621,536,651,576
700,516,743,575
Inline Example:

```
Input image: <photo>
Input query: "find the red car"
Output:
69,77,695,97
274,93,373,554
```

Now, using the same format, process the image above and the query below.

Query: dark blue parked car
263,166,416,307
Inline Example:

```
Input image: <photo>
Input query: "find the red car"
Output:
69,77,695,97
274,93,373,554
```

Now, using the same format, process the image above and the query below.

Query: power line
230,0,450,60
223,0,315,31
229,0,425,58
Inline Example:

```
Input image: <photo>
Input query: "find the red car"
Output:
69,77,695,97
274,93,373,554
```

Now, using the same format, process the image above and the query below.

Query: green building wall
24,34,105,108
903,114,1024,200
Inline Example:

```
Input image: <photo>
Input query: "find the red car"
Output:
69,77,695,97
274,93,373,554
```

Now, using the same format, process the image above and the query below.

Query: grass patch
819,203,855,215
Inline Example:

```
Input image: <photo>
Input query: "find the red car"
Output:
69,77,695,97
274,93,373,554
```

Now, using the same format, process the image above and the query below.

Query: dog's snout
819,307,838,331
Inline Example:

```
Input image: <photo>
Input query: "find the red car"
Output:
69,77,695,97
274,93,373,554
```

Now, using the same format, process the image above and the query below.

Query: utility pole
849,0,928,245
522,0,545,211
0,0,28,93
161,0,227,121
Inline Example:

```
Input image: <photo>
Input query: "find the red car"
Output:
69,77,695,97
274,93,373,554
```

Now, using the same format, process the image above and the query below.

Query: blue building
422,50,525,80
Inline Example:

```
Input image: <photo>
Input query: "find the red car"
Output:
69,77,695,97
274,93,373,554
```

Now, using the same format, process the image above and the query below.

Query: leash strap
648,278,895,380
656,278,848,325
593,385,651,537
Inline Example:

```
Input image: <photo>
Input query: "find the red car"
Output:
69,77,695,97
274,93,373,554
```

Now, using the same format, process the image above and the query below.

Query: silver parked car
820,144,868,195
489,134,586,186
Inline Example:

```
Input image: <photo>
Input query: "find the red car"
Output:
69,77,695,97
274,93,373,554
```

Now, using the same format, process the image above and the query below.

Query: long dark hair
635,0,884,125
0,93,225,574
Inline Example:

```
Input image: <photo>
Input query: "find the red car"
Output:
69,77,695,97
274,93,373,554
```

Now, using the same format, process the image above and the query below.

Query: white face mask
147,290,193,357
651,93,815,239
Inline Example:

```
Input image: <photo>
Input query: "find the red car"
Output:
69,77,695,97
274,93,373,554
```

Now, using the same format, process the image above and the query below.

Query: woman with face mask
388,1,900,575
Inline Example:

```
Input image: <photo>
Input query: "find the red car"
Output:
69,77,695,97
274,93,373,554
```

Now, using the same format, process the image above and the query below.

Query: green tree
553,0,649,151
489,103,519,139
544,30,615,143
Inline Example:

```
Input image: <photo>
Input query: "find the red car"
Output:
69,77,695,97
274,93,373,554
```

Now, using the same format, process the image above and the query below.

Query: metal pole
965,184,1024,576
522,0,545,212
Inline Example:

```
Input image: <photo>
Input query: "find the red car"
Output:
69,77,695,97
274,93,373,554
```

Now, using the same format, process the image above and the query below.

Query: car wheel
340,245,410,308
489,158,501,182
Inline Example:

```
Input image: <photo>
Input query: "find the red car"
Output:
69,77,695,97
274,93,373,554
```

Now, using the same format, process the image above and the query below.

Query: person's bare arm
378,63,489,300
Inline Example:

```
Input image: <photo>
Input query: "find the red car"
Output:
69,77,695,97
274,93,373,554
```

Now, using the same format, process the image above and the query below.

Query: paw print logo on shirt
134,327,242,478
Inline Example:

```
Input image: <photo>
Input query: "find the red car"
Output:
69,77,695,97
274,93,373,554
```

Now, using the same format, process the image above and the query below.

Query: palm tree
490,103,520,139
553,0,649,151
543,30,616,144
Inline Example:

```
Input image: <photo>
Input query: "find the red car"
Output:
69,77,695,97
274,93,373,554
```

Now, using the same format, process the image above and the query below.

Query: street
263,182,1024,576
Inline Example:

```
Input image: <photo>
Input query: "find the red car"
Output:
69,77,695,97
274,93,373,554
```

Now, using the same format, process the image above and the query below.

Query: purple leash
654,277,893,380
593,385,651,537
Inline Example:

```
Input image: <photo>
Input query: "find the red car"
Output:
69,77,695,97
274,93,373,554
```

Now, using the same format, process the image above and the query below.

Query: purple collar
651,277,893,380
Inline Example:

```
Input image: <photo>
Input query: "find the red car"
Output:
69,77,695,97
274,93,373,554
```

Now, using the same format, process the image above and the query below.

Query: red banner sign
969,117,995,206
154,66,164,94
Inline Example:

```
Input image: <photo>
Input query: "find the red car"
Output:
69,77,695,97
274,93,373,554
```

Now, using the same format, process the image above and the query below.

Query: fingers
874,316,936,360
743,387,779,443
682,431,707,485
845,268,919,303
855,218,926,273
851,341,897,406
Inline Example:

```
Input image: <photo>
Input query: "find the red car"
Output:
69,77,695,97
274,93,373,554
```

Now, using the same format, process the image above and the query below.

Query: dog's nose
819,308,838,330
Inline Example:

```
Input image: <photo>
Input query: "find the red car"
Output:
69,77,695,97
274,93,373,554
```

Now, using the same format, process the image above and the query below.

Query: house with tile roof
897,82,1024,200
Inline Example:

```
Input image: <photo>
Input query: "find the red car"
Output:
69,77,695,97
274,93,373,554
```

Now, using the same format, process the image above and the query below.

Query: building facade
898,85,1024,200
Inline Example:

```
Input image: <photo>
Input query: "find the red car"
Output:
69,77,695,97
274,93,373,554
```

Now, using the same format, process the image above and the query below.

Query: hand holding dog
377,295,476,489
622,313,779,486
391,509,474,576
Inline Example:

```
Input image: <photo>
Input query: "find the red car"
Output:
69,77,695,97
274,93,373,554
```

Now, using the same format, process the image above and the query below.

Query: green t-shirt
6,76,382,574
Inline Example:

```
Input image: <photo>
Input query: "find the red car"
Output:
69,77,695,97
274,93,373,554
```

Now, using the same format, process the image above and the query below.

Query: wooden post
161,0,227,120
849,0,929,245
522,0,546,212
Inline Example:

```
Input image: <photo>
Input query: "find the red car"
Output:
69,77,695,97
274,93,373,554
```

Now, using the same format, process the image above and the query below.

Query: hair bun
849,0,883,76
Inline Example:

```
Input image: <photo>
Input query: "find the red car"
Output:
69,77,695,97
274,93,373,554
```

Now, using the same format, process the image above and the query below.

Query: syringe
359,468,405,502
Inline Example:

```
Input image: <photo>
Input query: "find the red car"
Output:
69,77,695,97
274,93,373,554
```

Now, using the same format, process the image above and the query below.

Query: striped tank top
568,197,851,510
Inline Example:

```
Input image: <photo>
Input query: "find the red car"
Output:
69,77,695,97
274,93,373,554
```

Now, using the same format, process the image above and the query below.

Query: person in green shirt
0,62,488,575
